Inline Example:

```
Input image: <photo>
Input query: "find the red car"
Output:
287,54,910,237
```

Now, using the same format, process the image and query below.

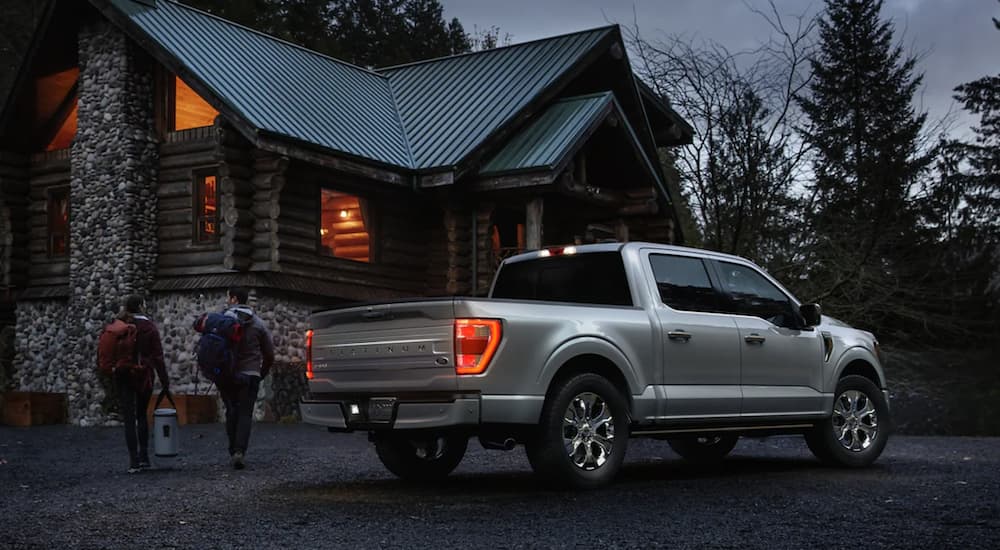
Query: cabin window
47,187,70,257
193,172,219,243
319,189,371,262
171,76,219,131
34,68,79,151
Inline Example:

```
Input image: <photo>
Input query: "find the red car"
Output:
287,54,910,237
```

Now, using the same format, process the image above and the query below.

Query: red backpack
97,319,139,374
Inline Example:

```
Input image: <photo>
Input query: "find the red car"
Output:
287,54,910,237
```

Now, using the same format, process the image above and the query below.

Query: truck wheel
805,375,890,467
526,373,630,489
667,434,738,464
374,433,468,481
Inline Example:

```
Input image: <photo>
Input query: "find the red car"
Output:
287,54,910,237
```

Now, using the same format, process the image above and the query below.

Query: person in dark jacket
219,286,275,470
116,294,170,473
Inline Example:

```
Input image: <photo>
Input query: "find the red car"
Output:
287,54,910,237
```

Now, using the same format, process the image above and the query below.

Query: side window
715,261,799,327
319,189,372,262
648,254,719,312
47,187,70,257
193,171,219,244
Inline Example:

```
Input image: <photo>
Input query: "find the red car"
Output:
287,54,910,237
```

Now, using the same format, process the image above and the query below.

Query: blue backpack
194,313,242,384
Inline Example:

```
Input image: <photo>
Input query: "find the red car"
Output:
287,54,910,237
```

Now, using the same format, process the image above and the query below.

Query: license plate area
367,397,397,423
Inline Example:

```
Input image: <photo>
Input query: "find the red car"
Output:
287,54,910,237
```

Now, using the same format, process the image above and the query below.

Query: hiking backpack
97,319,138,374
193,312,242,384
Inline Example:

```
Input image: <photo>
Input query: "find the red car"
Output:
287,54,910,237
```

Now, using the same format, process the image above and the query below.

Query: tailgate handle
362,310,388,320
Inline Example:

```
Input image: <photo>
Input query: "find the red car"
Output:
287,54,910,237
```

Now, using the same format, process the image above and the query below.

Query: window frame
316,187,377,263
192,169,220,245
707,259,806,329
46,186,70,258
647,253,725,314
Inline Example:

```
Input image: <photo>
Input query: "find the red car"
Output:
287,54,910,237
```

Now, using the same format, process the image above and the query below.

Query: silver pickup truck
301,242,890,488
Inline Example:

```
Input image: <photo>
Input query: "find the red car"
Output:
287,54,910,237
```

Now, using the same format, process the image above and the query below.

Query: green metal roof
98,2,656,175
381,27,613,170
107,0,412,167
480,92,614,175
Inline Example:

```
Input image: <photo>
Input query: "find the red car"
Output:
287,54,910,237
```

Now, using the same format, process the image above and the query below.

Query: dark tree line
633,0,999,346
177,0,474,67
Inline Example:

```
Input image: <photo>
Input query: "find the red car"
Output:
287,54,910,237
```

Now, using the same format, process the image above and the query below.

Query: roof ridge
376,24,618,73
159,0,388,81
553,91,615,103
384,70,416,169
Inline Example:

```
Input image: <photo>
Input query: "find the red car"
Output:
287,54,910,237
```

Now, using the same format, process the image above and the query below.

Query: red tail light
305,329,314,380
454,319,502,375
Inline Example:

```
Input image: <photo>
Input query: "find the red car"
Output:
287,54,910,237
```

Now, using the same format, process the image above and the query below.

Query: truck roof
502,242,753,266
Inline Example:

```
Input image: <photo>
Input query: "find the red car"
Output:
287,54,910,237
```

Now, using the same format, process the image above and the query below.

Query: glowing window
47,187,70,257
194,173,219,243
34,68,79,151
320,190,370,262
173,76,219,131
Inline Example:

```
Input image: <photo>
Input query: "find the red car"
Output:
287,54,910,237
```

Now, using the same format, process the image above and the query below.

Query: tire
525,373,630,489
373,432,468,481
667,434,739,465
805,375,890,467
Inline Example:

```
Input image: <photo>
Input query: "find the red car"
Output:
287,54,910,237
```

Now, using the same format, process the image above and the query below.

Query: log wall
155,126,226,277
216,124,254,271
26,151,70,288
425,199,472,296
275,164,432,301
0,152,30,290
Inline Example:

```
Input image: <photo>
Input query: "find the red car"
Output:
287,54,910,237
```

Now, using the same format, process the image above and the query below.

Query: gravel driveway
1,423,997,549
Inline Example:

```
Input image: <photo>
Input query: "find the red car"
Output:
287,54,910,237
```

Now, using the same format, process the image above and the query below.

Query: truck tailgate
308,298,457,394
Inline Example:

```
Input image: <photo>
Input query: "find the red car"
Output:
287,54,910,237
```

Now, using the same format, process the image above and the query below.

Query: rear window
491,252,633,306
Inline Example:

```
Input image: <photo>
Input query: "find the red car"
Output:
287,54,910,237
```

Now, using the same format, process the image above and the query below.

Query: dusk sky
445,0,999,136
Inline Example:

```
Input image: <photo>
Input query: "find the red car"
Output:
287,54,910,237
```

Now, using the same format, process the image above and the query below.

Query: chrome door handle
667,330,692,342
744,334,766,345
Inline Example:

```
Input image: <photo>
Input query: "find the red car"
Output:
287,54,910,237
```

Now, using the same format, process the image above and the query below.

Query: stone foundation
13,300,71,393
150,289,312,421
12,289,313,425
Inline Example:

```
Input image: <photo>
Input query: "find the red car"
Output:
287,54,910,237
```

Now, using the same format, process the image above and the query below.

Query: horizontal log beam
158,250,225,268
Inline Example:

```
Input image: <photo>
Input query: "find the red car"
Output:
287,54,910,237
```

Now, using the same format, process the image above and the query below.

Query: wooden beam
473,171,555,192
256,136,406,187
526,198,544,250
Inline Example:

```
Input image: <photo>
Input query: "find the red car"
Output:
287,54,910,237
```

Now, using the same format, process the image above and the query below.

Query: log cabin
0,0,693,424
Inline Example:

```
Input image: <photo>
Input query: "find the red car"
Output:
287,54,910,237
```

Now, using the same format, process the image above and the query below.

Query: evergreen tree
180,0,473,68
922,13,1000,340
796,0,933,336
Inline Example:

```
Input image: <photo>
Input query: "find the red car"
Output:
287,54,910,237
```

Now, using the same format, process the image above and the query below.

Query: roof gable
380,27,614,170
480,92,614,175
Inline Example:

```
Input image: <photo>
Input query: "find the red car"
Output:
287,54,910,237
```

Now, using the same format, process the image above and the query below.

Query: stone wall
150,289,312,421
62,20,159,424
13,300,71,393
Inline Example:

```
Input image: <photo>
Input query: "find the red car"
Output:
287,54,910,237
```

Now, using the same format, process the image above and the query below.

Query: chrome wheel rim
562,392,615,471
832,390,879,452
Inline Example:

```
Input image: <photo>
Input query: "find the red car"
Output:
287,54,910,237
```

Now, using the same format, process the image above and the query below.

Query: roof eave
0,0,61,141
256,130,410,186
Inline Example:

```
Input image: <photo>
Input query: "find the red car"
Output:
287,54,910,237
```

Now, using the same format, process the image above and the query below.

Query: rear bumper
300,393,544,430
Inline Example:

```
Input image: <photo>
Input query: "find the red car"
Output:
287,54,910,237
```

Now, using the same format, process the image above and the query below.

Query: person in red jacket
115,294,170,473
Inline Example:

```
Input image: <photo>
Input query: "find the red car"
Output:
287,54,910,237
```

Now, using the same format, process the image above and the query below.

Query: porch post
526,197,544,250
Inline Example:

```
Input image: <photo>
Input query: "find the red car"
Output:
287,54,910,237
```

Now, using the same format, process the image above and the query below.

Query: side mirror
800,303,822,327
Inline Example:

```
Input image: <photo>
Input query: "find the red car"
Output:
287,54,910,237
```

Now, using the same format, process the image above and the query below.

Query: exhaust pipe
479,436,516,451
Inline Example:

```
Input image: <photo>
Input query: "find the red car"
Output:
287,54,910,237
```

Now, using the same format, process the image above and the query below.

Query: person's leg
116,371,140,472
135,387,152,466
231,375,260,468
219,385,238,456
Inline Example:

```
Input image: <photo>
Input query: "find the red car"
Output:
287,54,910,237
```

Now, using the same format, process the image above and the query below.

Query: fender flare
535,336,642,396
830,346,887,389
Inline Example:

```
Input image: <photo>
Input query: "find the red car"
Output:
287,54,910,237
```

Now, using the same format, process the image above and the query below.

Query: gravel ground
1,423,998,549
